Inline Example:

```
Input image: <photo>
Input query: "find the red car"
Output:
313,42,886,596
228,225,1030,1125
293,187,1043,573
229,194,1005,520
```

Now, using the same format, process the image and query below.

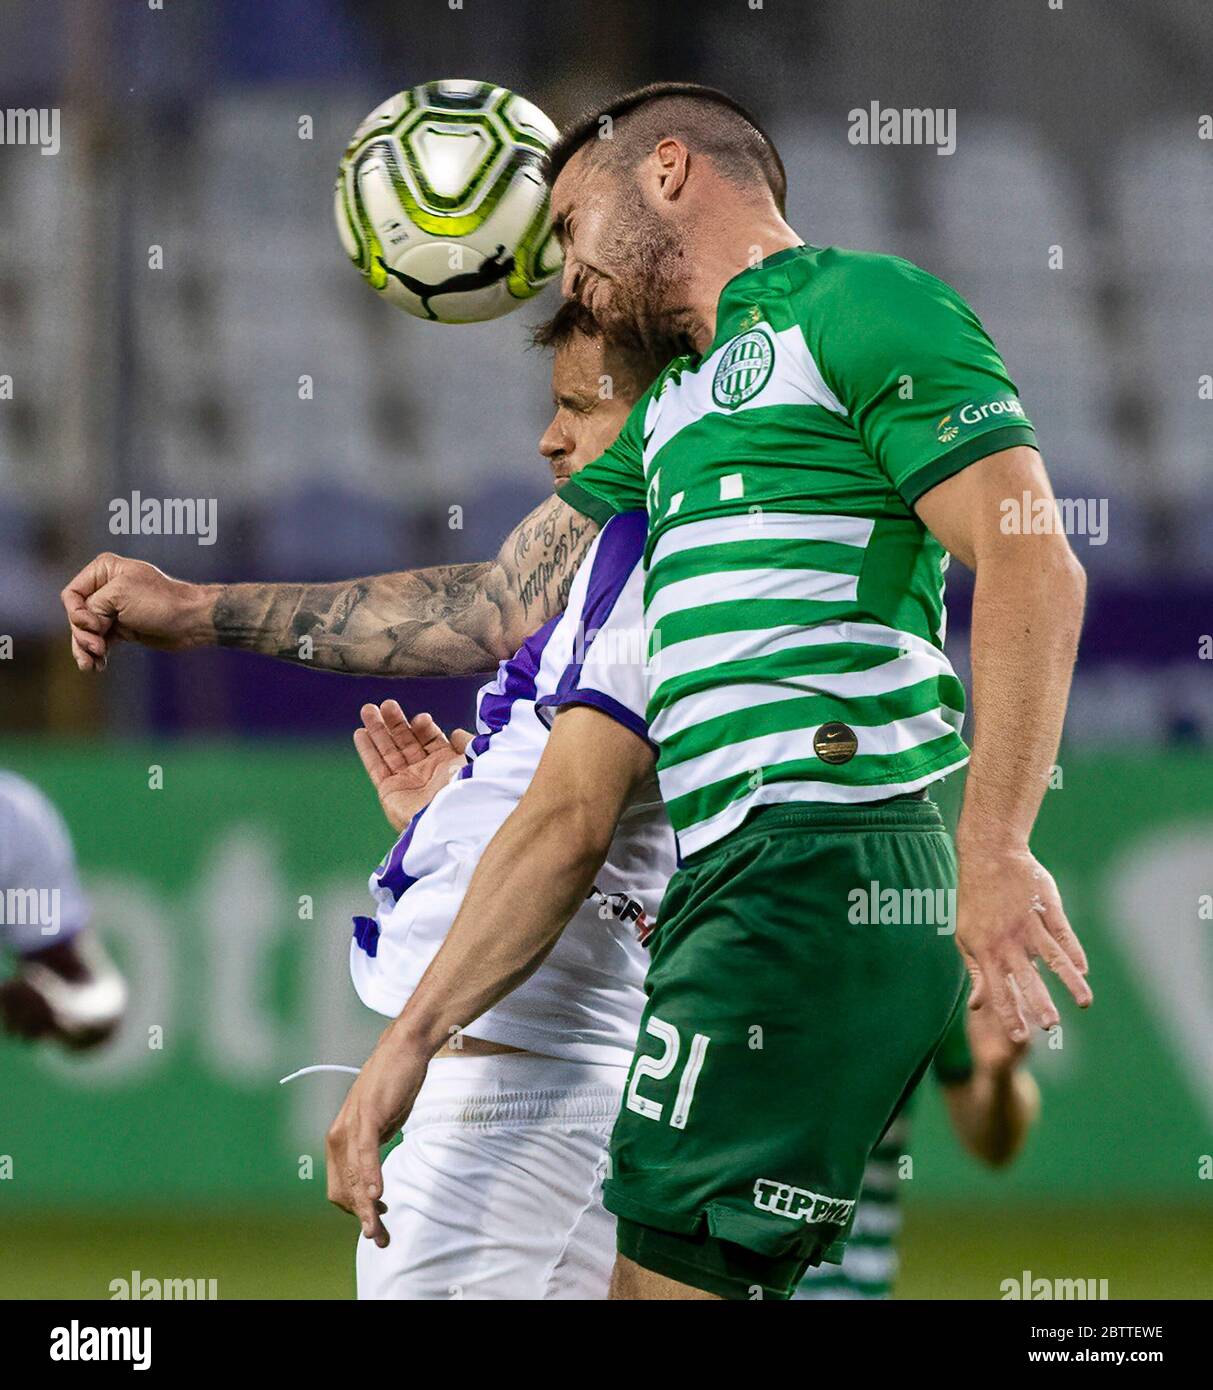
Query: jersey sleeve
555,386,652,525
810,253,1038,507
930,989,974,1087
535,511,654,748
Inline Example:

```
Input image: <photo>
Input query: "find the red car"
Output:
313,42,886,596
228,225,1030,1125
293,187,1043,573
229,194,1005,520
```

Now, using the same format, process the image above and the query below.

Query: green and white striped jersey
559,245,1037,856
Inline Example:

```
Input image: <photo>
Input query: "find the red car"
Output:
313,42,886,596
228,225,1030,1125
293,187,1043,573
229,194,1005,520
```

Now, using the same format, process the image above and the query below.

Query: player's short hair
529,297,600,351
530,299,676,398
544,82,786,213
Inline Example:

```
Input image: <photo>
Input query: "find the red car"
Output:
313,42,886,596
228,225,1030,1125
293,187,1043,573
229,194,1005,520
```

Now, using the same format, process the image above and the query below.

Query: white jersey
0,771,90,955
350,511,675,1065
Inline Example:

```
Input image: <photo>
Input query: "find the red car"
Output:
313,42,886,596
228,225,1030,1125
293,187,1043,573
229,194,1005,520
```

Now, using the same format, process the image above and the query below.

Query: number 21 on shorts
625,1017,710,1130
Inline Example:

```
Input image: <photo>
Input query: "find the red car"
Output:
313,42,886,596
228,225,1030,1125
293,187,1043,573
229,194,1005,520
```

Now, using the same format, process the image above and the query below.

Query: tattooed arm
62,494,598,677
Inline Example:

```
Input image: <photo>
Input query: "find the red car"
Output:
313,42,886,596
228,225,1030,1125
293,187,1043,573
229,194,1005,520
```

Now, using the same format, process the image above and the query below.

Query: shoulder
598,510,648,564
569,511,646,624
548,511,645,652
793,245,963,315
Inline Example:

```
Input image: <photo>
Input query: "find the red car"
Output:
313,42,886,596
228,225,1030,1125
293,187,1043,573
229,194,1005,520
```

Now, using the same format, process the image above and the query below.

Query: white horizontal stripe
671,756,970,857
940,702,964,733
650,683,807,741
650,615,946,670
658,711,960,802
649,635,957,719
646,566,858,631
642,321,846,469
650,511,874,568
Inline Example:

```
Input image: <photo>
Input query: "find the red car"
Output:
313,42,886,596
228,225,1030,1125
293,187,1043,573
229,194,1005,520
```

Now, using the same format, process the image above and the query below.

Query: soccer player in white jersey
334,303,676,1299
0,771,127,1050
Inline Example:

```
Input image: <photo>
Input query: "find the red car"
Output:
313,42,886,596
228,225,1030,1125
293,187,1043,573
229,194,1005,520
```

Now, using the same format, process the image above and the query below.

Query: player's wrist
387,1011,446,1062
181,582,222,648
955,816,1031,856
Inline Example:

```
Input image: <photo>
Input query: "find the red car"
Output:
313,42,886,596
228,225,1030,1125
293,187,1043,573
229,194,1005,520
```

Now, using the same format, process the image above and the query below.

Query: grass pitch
2,1205,1208,1300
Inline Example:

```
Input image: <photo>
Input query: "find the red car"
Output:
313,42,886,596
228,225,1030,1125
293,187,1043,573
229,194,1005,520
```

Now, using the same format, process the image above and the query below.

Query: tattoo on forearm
513,504,596,623
210,495,598,678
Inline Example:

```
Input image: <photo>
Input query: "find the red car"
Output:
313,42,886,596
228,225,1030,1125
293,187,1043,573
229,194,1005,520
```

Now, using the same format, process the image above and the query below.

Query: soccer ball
335,80,563,324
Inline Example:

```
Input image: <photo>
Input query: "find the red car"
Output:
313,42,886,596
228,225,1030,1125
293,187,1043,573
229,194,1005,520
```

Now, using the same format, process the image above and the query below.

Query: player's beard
594,190,701,358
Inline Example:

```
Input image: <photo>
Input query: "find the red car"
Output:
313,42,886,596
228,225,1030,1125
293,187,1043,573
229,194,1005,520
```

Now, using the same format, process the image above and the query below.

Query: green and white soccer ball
335,80,563,324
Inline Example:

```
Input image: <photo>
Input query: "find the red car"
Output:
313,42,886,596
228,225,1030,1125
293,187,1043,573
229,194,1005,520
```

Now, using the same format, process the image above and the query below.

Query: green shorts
604,799,965,1300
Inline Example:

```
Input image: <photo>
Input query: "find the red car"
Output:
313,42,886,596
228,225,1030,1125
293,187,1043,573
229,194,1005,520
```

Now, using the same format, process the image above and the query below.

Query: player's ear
651,138,689,201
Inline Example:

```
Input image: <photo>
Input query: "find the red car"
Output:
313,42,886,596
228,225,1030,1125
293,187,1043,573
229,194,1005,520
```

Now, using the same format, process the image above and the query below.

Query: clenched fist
61,553,215,670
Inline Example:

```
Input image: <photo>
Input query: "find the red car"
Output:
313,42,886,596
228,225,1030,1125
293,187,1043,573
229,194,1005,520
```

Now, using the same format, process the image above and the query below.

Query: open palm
354,700,471,832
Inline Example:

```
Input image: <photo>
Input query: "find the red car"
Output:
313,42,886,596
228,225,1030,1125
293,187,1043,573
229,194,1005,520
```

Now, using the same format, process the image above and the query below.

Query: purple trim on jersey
352,915,380,957
580,511,647,637
374,806,424,901
476,615,560,732
536,688,656,752
534,511,650,741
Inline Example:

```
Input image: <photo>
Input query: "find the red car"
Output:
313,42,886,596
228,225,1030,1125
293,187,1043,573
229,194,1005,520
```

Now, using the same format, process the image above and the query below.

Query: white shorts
356,1053,627,1300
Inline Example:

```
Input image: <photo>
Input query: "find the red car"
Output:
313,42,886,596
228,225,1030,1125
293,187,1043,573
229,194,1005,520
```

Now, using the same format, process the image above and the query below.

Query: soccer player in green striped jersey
534,82,1090,1299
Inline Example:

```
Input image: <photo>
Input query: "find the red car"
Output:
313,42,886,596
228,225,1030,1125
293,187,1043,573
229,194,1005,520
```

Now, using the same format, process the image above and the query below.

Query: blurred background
1,0,1210,1299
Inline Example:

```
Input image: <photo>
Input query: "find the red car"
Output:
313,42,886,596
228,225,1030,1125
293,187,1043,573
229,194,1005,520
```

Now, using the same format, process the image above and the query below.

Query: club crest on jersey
712,328,774,409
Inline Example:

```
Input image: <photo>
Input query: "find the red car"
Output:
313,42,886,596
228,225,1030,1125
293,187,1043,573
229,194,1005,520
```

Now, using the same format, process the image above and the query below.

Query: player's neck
682,210,801,352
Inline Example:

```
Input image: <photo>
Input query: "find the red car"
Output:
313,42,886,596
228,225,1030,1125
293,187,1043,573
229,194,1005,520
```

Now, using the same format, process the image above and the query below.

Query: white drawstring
279,1063,362,1085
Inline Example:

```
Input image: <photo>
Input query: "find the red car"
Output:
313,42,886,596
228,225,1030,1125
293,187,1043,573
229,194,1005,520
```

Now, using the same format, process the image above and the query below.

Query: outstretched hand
354,700,471,831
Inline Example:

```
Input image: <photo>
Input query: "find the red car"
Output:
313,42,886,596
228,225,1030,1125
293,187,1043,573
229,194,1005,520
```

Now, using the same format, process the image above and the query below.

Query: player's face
538,332,636,487
551,150,685,346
